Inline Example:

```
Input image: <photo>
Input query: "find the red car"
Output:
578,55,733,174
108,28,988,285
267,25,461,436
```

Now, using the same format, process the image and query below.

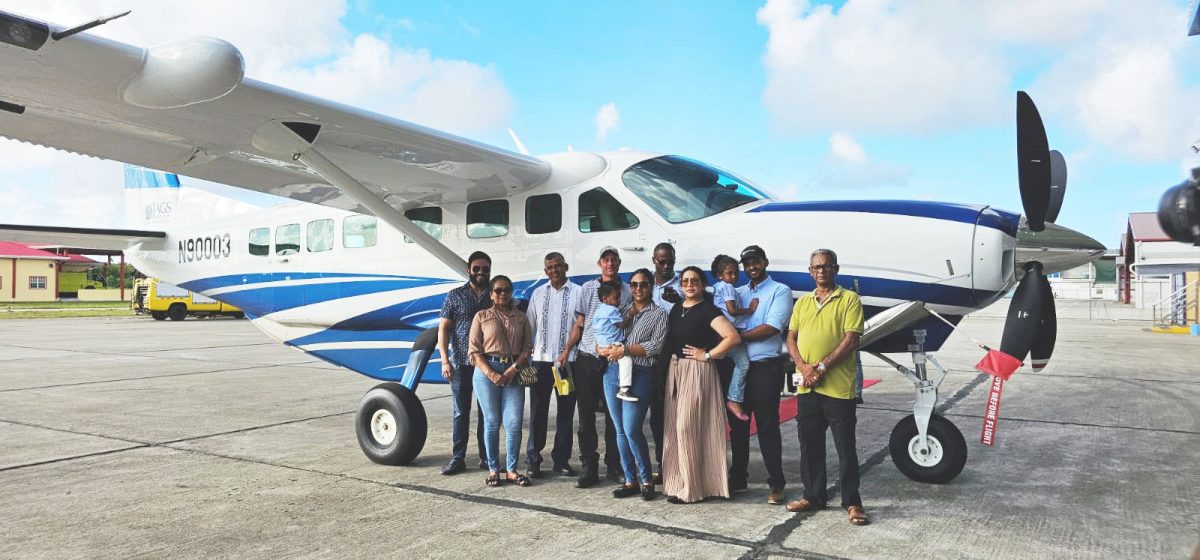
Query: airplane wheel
355,383,427,466
167,304,187,321
150,312,166,321
889,414,966,484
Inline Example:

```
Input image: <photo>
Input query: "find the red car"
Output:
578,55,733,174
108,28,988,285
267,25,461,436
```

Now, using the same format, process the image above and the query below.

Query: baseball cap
739,245,767,263
600,246,620,259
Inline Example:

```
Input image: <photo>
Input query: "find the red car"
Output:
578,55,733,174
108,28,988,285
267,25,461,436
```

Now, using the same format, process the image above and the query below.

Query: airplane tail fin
123,164,181,228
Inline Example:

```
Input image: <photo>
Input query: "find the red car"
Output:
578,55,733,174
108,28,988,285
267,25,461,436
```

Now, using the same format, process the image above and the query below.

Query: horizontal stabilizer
0,223,165,252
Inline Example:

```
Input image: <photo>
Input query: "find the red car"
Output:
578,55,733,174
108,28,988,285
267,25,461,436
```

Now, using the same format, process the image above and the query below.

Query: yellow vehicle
133,278,243,321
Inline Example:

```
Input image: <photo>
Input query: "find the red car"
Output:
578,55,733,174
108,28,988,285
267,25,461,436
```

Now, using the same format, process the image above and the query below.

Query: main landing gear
353,328,438,465
869,330,967,484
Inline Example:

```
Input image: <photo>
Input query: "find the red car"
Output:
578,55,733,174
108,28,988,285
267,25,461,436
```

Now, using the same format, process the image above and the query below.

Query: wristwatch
815,362,828,373
703,351,711,361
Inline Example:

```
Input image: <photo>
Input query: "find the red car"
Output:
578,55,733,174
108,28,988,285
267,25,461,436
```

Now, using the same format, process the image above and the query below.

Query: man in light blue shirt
728,245,793,505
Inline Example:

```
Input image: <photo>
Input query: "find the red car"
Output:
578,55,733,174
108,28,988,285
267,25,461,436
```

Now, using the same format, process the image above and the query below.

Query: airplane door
268,222,305,319
570,186,662,277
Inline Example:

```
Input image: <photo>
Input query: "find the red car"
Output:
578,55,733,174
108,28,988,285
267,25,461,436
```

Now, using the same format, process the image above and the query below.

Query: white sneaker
616,387,638,402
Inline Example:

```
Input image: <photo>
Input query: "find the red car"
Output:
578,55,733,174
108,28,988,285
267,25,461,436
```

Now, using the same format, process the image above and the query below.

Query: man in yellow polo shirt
783,248,869,526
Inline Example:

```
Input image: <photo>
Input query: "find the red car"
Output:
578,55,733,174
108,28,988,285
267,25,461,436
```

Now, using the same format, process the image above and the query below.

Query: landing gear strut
353,328,438,466
869,329,967,484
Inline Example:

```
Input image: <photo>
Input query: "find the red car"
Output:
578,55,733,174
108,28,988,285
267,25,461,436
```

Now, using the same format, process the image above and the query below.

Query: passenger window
249,227,270,256
578,188,639,232
343,215,378,248
307,219,334,252
467,200,509,239
526,194,562,234
275,224,300,256
404,207,443,243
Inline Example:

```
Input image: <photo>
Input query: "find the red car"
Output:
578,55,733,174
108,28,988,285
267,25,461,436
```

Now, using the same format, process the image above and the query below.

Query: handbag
498,312,537,385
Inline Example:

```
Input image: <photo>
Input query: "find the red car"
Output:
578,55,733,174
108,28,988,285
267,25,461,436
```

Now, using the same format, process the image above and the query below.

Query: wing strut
253,120,468,279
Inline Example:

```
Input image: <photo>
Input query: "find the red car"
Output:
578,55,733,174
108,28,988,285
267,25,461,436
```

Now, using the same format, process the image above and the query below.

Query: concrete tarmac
0,315,1197,559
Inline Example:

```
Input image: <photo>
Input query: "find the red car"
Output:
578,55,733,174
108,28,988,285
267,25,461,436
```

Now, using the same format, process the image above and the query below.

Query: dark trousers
796,391,862,508
573,352,619,474
724,358,787,490
649,358,667,470
450,362,485,463
526,361,577,469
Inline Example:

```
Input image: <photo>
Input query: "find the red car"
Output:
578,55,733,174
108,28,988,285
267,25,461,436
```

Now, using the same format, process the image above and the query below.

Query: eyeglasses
653,258,675,265
629,281,651,289
680,278,703,286
809,264,837,272
492,287,512,294
471,266,491,273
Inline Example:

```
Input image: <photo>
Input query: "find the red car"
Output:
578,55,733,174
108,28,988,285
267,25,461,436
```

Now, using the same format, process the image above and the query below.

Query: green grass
0,301,131,310
0,309,135,319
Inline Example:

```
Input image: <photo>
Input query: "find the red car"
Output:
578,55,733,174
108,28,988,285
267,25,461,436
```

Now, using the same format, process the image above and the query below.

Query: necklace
680,301,701,317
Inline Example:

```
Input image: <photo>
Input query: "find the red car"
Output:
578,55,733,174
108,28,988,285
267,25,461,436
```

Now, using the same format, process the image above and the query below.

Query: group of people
436,242,870,526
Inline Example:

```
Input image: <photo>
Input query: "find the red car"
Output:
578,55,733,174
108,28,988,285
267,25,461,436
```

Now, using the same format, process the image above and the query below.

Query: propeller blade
998,261,1046,363
1046,149,1067,224
1029,274,1057,372
1017,91,1052,232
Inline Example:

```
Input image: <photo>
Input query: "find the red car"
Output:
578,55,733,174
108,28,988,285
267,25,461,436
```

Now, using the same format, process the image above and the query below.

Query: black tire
355,383,427,466
150,311,167,321
167,304,187,321
231,311,245,319
889,414,967,484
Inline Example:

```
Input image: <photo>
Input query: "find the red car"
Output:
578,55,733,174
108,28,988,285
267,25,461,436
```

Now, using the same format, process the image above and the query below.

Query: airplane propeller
978,92,1063,378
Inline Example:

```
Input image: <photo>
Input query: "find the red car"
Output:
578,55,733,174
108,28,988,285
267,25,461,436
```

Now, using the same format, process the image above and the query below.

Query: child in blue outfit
593,282,636,402
712,255,757,421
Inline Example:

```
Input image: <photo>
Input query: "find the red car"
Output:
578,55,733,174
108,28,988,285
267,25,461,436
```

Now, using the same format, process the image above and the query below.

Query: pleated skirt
662,356,730,503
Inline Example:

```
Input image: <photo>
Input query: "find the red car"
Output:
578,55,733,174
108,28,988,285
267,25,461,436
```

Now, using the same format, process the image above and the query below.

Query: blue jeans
602,362,654,485
726,344,751,403
473,359,526,473
449,363,485,463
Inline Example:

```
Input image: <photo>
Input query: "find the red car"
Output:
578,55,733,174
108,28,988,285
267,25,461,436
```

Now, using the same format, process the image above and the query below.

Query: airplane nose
1015,220,1106,275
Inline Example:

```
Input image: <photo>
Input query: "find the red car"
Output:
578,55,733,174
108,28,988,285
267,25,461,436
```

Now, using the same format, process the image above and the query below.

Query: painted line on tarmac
857,406,1200,436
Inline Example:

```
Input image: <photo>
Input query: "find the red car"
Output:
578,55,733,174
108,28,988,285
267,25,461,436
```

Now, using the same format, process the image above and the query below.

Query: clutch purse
517,365,539,386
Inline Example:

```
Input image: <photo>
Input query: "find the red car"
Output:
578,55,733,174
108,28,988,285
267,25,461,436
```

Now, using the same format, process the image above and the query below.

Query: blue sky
1,0,1198,247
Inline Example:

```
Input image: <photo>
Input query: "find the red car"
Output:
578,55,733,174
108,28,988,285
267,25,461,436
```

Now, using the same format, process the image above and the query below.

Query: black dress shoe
552,464,578,477
441,458,466,476
612,485,639,498
576,470,599,488
527,466,543,479
667,496,687,504
728,478,748,493
640,484,658,501
477,459,488,470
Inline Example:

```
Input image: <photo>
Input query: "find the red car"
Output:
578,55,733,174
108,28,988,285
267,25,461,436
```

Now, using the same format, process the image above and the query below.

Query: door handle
621,246,645,252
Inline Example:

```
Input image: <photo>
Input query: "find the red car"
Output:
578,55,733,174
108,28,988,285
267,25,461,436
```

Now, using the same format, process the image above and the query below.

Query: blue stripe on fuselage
750,200,1020,237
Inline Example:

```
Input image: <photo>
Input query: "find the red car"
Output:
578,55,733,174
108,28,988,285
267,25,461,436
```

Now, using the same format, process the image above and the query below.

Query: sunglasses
680,278,703,286
653,258,675,265
629,281,651,289
492,287,512,294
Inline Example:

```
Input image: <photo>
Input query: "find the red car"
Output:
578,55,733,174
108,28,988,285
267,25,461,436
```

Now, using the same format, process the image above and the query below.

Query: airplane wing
0,10,552,274
0,223,165,252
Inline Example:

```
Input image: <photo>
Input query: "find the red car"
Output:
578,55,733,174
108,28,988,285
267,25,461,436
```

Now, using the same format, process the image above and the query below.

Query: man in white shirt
525,252,581,479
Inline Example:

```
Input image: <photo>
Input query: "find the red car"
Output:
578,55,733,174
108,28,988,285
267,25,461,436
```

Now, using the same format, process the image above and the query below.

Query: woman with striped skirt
662,266,743,504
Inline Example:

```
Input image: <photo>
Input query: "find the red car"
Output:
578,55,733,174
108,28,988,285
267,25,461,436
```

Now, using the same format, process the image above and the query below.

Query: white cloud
756,0,1200,161
595,102,621,142
0,1,515,227
816,133,911,190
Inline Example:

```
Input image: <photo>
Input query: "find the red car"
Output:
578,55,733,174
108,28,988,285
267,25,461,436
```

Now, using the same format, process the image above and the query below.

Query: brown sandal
485,472,501,487
785,498,820,512
848,505,870,525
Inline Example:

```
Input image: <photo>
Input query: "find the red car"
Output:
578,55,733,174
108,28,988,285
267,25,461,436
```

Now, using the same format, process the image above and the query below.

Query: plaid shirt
440,282,492,366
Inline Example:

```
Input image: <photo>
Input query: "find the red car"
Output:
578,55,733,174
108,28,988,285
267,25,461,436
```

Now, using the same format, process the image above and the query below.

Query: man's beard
470,275,488,288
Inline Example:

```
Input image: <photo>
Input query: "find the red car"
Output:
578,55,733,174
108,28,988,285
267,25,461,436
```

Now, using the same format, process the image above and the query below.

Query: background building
0,241,66,302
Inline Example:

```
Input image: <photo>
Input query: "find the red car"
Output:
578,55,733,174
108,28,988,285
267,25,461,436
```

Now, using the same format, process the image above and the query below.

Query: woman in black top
661,266,741,504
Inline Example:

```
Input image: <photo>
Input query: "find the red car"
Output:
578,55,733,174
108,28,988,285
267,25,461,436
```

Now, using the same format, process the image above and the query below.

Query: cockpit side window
578,188,639,233
621,155,769,223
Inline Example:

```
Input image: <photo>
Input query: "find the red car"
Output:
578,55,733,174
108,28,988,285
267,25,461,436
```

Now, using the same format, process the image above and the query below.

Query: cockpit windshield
620,155,771,223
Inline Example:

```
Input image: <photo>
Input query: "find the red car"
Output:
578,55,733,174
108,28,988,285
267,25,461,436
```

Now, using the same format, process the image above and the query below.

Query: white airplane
0,10,1104,483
